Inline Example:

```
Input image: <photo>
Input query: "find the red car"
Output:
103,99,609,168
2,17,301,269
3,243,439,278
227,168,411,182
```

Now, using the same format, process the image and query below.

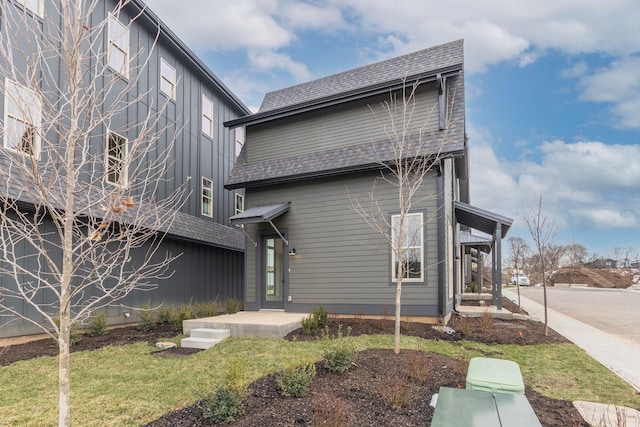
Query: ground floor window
391,212,424,282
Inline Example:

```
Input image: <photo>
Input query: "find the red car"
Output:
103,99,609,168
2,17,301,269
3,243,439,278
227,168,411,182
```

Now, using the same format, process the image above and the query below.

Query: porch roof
229,203,290,225
454,201,513,238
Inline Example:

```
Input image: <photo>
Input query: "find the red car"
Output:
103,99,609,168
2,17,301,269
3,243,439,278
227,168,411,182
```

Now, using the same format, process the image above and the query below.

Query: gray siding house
225,40,511,322
0,0,249,338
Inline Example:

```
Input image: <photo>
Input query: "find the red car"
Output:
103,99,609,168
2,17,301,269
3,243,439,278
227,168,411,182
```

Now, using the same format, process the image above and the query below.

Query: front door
262,236,285,309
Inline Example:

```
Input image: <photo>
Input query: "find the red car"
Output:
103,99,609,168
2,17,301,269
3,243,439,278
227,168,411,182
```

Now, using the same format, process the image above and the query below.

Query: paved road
517,286,640,347
503,287,640,391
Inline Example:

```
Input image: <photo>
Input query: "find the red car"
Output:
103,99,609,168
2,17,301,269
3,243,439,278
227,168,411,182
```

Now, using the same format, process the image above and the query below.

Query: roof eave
224,149,465,190
224,65,462,128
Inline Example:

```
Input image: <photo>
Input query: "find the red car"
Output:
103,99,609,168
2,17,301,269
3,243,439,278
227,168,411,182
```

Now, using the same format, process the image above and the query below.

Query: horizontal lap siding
248,87,440,163
245,170,439,308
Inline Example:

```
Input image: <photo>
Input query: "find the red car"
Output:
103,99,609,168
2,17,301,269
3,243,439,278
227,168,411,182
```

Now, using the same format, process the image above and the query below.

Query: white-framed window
3,78,42,158
235,193,244,215
202,94,214,138
160,58,176,100
391,212,424,282
15,0,44,17
201,177,213,217
108,13,129,78
106,131,128,186
234,126,244,158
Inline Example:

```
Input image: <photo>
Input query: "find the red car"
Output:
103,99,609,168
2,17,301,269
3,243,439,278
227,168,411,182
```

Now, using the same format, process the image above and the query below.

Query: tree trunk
394,279,402,354
58,316,71,427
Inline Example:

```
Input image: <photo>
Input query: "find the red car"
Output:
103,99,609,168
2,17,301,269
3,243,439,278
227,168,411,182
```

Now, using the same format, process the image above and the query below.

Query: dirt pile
550,267,635,288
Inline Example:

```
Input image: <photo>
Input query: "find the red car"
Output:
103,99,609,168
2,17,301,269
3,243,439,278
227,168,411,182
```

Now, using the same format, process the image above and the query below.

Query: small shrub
468,281,477,293
198,357,250,424
137,302,157,332
156,306,176,325
379,306,393,328
313,395,351,427
301,314,319,335
479,309,494,332
200,386,244,424
322,325,356,373
453,353,471,379
405,352,429,383
278,362,316,398
194,298,219,318
378,374,412,409
85,311,106,337
454,315,473,335
311,304,328,329
225,297,240,314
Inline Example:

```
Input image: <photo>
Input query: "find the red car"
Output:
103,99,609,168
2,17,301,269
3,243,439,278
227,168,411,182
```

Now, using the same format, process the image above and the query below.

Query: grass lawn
1,335,639,426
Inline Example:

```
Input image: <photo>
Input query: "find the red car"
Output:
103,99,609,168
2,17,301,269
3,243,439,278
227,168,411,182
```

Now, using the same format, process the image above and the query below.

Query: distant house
584,258,619,269
225,40,512,323
0,0,249,338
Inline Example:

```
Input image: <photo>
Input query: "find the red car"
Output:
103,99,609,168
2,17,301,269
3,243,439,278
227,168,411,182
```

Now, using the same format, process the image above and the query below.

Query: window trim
201,94,214,139
15,0,44,17
107,13,129,78
105,131,128,187
390,211,425,284
3,78,42,158
159,57,176,100
201,177,213,217
235,193,244,215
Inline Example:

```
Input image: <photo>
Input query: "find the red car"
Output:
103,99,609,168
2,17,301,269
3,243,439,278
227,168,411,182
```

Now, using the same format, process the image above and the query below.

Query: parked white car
510,272,531,286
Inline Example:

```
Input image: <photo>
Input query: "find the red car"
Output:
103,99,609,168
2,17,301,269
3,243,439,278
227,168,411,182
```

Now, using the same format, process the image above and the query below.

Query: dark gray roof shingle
259,39,463,113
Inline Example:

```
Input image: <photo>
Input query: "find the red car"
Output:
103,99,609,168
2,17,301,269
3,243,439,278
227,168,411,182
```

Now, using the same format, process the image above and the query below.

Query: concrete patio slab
183,310,306,338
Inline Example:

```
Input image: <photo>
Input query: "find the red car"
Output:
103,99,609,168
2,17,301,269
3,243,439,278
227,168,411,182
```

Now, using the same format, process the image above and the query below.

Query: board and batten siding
247,85,440,164
243,170,441,315
0,217,244,339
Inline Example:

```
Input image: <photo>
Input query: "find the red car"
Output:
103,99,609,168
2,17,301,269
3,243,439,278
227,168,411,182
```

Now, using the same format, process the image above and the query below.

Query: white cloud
576,56,640,128
145,0,294,51
470,135,640,232
247,50,312,83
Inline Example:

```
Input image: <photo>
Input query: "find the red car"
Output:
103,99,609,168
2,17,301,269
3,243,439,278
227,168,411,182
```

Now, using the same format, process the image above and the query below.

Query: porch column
477,251,483,295
493,224,503,310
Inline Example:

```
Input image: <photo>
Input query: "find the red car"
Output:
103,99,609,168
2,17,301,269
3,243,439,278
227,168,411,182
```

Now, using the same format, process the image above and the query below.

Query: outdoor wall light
289,248,296,256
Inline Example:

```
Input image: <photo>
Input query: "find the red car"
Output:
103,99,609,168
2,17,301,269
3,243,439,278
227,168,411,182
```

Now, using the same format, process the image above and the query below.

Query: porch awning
229,202,290,226
454,201,513,238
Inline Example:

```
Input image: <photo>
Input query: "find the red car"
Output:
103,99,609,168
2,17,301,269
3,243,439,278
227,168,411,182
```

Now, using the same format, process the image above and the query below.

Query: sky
145,0,640,258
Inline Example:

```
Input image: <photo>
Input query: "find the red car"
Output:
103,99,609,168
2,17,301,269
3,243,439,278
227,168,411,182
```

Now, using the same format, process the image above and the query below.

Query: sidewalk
503,289,640,392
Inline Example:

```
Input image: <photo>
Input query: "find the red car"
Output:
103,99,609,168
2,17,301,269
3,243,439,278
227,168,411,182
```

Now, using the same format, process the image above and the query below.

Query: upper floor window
202,94,214,138
106,131,128,186
391,212,424,282
15,0,43,17
201,177,213,217
234,127,244,158
160,58,176,100
108,13,129,78
3,78,41,158
235,193,244,215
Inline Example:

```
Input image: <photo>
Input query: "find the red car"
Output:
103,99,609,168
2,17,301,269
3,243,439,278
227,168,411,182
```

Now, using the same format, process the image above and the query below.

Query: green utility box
466,357,525,395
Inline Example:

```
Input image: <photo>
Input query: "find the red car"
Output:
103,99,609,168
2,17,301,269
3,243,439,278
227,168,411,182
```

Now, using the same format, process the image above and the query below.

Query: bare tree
524,194,557,336
0,2,184,425
349,79,452,354
566,242,588,267
508,236,529,308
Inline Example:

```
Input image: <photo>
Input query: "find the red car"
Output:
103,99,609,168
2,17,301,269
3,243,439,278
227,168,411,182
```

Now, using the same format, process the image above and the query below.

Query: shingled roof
225,40,466,189
261,39,463,113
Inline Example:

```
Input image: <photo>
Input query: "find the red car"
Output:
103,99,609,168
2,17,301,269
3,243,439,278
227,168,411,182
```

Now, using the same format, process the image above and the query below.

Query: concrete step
181,328,230,349
190,328,230,340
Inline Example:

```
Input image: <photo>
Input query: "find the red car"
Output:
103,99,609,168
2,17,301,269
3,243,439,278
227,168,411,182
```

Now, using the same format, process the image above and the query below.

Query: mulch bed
1,298,586,426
